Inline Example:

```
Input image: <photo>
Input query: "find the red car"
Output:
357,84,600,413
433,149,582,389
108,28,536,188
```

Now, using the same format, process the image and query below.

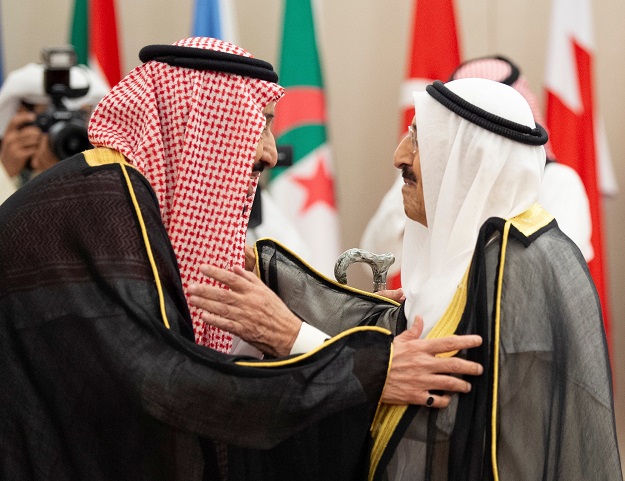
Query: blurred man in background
0,56,109,204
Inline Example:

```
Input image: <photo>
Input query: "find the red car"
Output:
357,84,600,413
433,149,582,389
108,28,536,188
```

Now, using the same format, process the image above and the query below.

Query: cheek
266,134,278,167
255,140,263,162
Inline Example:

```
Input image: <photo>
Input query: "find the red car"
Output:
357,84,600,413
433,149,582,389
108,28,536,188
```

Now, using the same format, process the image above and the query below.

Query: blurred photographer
0,47,109,204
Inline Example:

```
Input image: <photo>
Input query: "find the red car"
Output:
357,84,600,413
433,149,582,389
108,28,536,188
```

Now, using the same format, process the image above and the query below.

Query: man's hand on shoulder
188,264,302,357
382,316,483,408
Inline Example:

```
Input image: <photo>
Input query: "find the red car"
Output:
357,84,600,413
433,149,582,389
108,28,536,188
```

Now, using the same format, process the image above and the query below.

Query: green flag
69,0,122,88
70,0,89,65
269,0,340,276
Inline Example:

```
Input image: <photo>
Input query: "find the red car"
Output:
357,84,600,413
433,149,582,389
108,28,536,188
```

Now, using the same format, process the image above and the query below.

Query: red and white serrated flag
399,0,461,134
386,0,461,289
544,0,615,341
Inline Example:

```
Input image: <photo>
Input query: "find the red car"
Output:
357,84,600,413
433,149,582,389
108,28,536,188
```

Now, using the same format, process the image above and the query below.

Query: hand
381,316,483,408
1,111,41,177
188,264,302,357
244,244,256,272
375,288,405,303
30,133,60,174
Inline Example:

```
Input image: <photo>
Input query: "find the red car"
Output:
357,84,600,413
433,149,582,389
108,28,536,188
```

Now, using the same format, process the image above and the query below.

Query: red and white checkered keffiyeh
88,37,284,352
450,57,556,160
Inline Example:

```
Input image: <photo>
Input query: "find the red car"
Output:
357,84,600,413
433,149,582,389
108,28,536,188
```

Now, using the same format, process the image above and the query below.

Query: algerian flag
69,0,122,88
270,0,340,277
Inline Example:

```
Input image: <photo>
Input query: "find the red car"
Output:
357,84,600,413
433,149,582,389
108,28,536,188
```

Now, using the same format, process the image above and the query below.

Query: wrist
289,322,329,355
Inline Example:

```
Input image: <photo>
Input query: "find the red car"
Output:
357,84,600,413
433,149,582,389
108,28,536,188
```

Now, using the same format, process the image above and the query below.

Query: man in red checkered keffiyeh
89,37,284,352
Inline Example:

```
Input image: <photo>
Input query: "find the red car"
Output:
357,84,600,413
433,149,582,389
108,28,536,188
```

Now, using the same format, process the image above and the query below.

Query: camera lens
48,119,92,160
34,113,54,132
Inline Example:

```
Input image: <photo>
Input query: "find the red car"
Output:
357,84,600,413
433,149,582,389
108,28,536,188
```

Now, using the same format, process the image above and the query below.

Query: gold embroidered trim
235,325,392,367
509,203,553,236
83,148,170,329
368,265,470,480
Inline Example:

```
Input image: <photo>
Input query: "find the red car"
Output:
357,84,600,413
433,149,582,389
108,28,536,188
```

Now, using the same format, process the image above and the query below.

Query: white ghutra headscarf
402,78,546,335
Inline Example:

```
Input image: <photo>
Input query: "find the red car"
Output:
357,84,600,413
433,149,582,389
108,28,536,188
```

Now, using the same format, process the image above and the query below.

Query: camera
34,46,93,160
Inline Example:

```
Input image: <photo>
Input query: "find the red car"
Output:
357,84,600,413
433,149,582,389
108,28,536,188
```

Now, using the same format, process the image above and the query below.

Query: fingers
197,264,239,287
376,288,405,302
400,317,483,356
6,111,37,133
395,316,424,341
6,117,42,152
197,264,261,291
422,334,483,356
381,369,475,406
188,285,233,312
384,319,483,406
424,392,453,409
424,372,474,393
244,244,256,271
1,112,44,177
232,264,263,283
198,310,240,334
439,356,483,377
188,285,247,338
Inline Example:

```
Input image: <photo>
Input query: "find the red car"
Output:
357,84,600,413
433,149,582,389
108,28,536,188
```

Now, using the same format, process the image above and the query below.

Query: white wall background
2,0,623,454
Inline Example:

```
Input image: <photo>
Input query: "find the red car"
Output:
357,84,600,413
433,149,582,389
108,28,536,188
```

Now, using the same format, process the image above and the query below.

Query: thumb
397,315,424,340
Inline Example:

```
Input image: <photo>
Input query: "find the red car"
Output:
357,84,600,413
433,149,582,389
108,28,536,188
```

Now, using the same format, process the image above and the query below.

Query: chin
404,209,427,226
403,207,417,221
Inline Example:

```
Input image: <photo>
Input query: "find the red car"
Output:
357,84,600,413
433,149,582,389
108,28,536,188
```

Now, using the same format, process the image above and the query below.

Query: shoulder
482,218,591,293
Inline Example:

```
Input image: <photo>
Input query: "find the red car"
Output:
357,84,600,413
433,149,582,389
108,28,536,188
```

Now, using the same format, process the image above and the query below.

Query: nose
393,134,412,170
262,133,278,169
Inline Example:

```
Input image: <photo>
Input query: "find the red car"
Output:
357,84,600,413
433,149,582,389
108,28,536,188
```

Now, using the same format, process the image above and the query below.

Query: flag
399,0,461,134
387,0,461,289
192,0,238,42
268,0,340,277
544,0,615,343
70,0,122,88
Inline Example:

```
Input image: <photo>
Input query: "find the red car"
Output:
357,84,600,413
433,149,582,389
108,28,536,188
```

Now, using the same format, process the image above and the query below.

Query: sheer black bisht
255,211,622,481
224,240,401,481
379,217,622,480
0,152,392,481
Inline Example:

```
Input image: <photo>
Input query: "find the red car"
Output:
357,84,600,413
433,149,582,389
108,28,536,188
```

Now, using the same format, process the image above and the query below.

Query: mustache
402,165,417,183
252,162,265,173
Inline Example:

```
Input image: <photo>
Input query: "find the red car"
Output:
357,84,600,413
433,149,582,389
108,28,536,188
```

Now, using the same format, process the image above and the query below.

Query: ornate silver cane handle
334,249,395,292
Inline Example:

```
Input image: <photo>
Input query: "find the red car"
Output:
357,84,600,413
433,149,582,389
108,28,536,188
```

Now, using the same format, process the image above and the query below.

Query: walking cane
334,249,395,292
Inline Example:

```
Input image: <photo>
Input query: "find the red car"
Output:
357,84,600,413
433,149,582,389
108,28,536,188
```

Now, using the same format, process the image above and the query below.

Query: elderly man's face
249,101,277,198
393,117,426,226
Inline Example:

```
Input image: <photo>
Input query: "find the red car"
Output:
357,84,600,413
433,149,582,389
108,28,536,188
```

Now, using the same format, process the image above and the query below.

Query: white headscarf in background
449,55,556,160
402,78,546,336
88,37,284,352
449,56,594,261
